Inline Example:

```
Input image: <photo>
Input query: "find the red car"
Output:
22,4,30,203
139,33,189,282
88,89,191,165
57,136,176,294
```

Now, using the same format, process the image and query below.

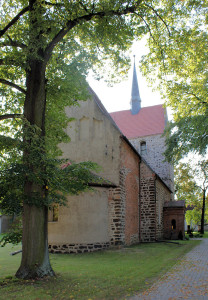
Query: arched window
140,141,147,155
171,219,176,230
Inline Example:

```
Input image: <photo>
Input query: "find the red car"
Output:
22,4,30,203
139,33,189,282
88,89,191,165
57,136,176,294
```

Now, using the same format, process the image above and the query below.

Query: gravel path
129,239,208,300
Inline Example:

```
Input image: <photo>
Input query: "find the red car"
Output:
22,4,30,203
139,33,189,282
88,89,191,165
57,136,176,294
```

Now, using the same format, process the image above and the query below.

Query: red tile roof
110,105,166,139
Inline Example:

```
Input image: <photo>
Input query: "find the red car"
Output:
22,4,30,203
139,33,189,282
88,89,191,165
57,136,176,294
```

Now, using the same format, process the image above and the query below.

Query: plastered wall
48,97,122,251
120,139,140,245
59,99,121,185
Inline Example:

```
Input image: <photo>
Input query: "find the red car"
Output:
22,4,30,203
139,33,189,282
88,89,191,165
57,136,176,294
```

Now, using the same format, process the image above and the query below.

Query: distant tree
174,159,208,234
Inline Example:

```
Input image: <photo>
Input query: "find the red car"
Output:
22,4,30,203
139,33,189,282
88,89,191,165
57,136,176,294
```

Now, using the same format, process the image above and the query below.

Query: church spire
130,56,141,115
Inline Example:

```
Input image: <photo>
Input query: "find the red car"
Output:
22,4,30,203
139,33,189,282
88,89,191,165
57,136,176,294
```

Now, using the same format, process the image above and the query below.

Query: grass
202,231,208,238
185,231,208,239
0,238,201,300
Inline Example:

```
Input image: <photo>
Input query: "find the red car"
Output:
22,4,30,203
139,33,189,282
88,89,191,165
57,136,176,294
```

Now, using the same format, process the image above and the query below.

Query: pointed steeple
130,56,141,115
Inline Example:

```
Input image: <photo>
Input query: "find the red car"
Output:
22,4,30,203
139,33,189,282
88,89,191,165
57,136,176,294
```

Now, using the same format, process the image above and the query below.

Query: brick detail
163,207,185,240
48,242,110,254
120,139,140,245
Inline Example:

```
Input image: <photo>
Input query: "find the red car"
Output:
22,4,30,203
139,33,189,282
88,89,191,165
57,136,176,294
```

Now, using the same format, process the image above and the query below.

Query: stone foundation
48,242,110,254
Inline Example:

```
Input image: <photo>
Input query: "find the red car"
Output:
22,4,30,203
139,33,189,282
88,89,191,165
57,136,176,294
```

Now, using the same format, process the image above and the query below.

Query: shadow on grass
0,239,201,300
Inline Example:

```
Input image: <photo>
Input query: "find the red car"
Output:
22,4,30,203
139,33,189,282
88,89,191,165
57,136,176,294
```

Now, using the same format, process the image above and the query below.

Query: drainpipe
139,159,141,242
154,174,157,241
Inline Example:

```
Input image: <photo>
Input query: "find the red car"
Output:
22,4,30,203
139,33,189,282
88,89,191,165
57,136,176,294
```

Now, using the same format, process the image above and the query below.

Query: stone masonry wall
155,180,171,240
130,134,174,195
49,242,110,254
120,139,140,245
140,161,156,242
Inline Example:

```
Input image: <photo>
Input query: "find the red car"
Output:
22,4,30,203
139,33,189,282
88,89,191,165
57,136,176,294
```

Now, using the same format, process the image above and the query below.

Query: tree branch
184,91,207,105
144,3,171,37
135,12,156,44
5,34,27,49
0,59,21,67
44,2,143,62
44,1,64,7
0,78,26,94
135,12,166,72
0,40,27,49
0,6,29,38
79,1,90,13
0,114,23,121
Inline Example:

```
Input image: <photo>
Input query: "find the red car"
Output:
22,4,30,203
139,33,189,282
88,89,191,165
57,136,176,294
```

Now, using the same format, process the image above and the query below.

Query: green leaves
0,216,22,247
164,114,208,163
0,156,101,213
0,162,24,215
140,0,208,160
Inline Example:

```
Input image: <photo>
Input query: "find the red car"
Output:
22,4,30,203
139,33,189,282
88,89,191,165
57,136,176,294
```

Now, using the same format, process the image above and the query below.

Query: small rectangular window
140,141,147,155
48,204,59,222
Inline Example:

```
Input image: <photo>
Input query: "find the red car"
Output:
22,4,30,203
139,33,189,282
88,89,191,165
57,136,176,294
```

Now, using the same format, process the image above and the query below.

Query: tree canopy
140,0,208,161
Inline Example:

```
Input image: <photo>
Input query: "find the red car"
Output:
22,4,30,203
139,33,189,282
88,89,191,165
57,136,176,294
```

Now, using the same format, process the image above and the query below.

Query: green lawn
185,231,208,239
203,231,208,238
0,239,201,300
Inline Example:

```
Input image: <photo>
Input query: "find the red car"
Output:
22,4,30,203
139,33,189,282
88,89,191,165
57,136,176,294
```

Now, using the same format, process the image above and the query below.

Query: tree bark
200,189,206,235
16,205,54,278
16,60,54,279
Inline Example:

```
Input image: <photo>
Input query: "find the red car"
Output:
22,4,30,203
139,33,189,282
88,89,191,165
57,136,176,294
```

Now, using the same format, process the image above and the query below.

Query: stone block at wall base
48,242,110,254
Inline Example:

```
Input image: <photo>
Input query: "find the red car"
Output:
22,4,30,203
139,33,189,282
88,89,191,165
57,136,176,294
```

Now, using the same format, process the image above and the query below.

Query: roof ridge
88,86,172,193
88,86,123,135
110,103,164,115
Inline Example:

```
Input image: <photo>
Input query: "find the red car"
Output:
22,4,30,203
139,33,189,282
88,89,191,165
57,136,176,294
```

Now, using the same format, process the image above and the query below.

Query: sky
87,40,164,114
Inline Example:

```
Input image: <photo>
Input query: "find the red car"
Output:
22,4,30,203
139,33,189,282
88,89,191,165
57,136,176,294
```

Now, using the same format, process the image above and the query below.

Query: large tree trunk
200,189,206,235
16,60,54,279
16,205,54,278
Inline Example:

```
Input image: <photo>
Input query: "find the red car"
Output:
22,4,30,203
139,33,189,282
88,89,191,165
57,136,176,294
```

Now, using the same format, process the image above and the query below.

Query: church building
48,61,183,254
110,60,174,193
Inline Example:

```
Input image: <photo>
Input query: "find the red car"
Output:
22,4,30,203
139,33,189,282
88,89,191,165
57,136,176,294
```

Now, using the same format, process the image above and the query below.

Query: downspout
139,159,141,242
154,174,157,241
